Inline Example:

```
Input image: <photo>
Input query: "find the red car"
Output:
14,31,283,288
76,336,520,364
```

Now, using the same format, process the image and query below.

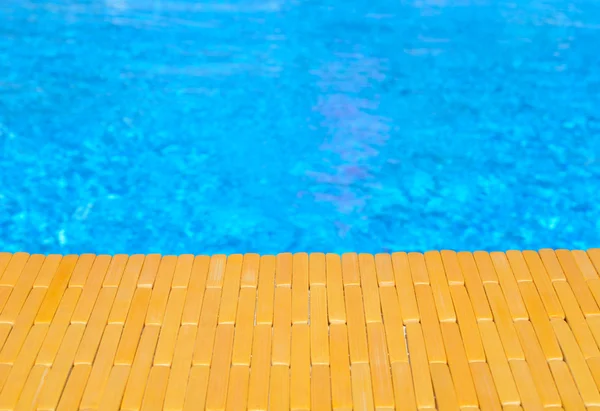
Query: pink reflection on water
308,54,391,215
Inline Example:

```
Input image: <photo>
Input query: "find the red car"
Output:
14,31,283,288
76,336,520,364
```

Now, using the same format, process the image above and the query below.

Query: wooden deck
0,250,600,410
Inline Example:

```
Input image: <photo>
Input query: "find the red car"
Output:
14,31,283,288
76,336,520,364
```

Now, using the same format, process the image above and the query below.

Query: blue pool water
1,0,600,254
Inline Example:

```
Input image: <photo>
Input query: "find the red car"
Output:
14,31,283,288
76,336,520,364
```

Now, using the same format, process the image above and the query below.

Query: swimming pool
1,0,599,254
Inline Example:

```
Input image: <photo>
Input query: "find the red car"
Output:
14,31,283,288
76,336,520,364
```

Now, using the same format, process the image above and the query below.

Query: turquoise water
1,0,600,254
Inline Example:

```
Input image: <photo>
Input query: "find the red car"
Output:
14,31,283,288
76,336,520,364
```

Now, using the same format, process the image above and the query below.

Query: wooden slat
425,251,456,322
272,286,292,365
292,253,309,324
290,323,310,410
309,253,327,286
217,254,243,324
405,323,434,409
326,253,346,324
247,324,272,411
310,285,329,365
391,252,419,323
414,284,446,363
344,285,369,363
255,255,276,325
330,323,353,410
359,254,382,323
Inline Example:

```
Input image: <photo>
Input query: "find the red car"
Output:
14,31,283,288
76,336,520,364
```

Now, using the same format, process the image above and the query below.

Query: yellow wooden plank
311,365,332,411
589,279,600,313
35,255,78,323
171,254,194,288
490,252,528,320
0,287,46,364
31,255,62,290
391,252,419,323
540,249,568,281
351,363,375,411
517,281,562,360
344,285,369,363
458,252,493,320
556,249,600,316
424,251,455,322
255,255,276,325
359,254,382,323
330,323,353,410
440,250,464,285
218,254,243,324
231,288,256,366
0,365,8,395
36,323,85,410
588,356,600,389
551,319,600,405
226,365,250,411
588,249,600,276
163,325,197,411
291,323,310,410
548,360,586,411
0,287,11,318
414,284,446,363
192,288,222,366
98,364,131,411
513,320,561,407
68,253,96,287
276,253,293,287
0,254,44,324
0,252,29,286
181,255,210,325
478,321,520,405
80,324,124,410
440,322,478,408
71,255,112,323
108,255,145,324
430,363,459,411
74,287,117,364
182,366,210,411
311,285,329,365
206,324,235,411
247,324,272,411
508,360,543,410
269,365,290,411
408,252,429,285
378,287,408,363
272,286,292,365
469,362,502,411
367,323,394,410
121,325,161,411
342,253,360,286
206,254,227,288
145,257,177,325
101,254,129,287
449,285,485,362
14,364,48,411
292,253,309,324
36,287,82,365
154,288,186,366
573,250,599,281
505,250,533,283
326,253,346,324
554,281,600,359
309,253,326,287
55,364,91,411
0,324,48,410
522,250,564,318
473,251,499,284
114,287,152,365
405,323,435,409
0,254,12,281
140,366,170,411
390,362,417,411
483,283,524,360
374,253,395,286
137,254,162,288
241,253,260,288
0,324,9,352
